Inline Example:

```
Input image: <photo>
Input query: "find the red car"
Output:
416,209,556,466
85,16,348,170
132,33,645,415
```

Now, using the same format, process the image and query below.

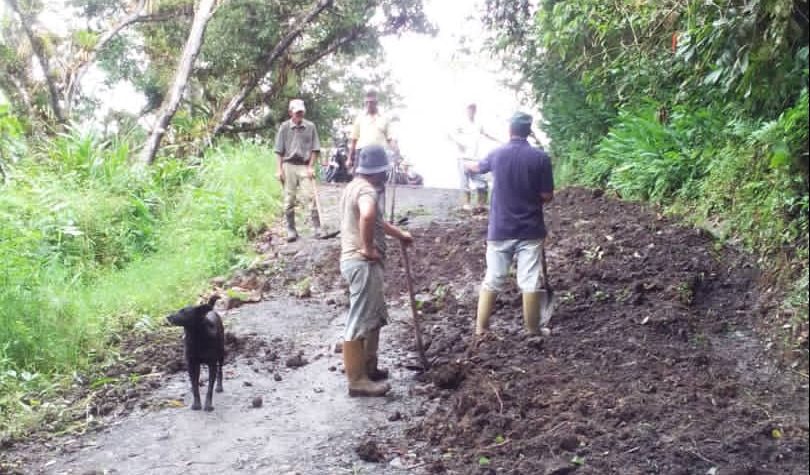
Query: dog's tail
206,294,222,308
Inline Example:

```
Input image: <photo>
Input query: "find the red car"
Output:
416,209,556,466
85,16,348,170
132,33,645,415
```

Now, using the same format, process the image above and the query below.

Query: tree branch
5,0,66,125
65,1,195,111
209,0,334,138
138,0,219,166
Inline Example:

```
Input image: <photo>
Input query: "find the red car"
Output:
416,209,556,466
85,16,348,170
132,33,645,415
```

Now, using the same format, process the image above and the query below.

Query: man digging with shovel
465,112,555,336
339,145,413,397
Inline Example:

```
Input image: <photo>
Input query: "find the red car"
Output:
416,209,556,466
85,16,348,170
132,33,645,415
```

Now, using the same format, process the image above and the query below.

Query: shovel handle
401,243,430,370
312,176,325,219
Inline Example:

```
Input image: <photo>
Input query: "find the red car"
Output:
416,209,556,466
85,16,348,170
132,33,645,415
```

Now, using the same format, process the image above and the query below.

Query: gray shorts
458,158,488,191
482,239,545,293
340,259,389,341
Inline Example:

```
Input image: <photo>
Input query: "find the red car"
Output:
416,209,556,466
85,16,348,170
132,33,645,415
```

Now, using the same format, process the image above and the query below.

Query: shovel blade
319,229,340,239
539,289,556,327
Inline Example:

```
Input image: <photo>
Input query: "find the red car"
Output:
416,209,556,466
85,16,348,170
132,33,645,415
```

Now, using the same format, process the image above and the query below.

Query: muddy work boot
311,209,322,238
474,189,488,213
522,292,541,335
364,328,389,381
461,190,472,211
475,289,496,335
285,211,298,242
343,339,390,397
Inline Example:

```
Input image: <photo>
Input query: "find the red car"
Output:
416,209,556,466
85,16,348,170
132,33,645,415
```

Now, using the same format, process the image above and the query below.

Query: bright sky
381,0,542,188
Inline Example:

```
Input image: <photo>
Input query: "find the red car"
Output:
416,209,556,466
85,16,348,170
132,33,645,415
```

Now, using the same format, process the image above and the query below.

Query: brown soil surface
1,185,806,475
371,187,810,474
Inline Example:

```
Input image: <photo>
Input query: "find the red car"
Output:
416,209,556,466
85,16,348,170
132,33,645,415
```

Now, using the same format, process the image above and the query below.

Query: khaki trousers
283,163,316,215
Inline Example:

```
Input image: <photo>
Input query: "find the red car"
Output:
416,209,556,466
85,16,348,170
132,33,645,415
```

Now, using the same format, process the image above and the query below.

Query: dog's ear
206,294,221,309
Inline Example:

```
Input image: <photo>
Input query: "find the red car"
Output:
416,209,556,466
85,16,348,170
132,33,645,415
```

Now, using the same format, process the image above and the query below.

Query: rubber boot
364,328,389,381
475,289,496,335
461,191,472,211
343,340,390,397
285,211,298,242
311,209,322,238
523,292,541,335
475,189,488,213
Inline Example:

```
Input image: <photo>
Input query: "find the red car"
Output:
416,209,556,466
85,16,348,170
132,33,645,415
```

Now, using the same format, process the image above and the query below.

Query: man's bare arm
357,195,378,259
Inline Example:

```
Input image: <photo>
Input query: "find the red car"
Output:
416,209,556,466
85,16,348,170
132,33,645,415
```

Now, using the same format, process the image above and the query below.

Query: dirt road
2,185,808,474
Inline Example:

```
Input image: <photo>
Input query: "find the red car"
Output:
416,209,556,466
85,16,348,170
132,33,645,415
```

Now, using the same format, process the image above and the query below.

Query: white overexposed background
380,0,543,188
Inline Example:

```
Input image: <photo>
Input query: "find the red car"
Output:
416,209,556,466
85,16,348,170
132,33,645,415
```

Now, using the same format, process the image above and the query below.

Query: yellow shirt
351,112,391,149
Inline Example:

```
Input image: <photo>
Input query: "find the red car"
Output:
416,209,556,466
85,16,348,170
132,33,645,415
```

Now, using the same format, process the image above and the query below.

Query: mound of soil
382,188,809,474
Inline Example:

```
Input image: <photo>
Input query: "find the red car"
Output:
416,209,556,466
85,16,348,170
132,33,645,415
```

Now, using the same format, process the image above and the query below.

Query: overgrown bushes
482,0,809,345
0,132,280,435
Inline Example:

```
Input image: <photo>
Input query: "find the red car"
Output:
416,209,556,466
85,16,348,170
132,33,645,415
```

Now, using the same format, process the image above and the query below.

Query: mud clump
430,362,465,390
355,439,385,463
285,352,309,368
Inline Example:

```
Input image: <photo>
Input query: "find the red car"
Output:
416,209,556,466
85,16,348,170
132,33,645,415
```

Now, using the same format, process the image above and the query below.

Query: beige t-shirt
340,179,386,262
351,113,391,149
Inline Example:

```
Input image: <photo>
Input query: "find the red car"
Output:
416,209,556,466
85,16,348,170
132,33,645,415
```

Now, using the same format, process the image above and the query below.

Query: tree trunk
5,0,66,126
208,0,333,138
138,0,218,166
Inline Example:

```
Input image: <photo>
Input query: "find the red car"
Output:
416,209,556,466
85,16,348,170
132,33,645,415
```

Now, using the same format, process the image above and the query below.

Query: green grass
0,136,280,438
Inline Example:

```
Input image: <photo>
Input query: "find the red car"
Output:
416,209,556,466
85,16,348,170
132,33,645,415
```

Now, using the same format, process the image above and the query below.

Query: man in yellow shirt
347,90,396,171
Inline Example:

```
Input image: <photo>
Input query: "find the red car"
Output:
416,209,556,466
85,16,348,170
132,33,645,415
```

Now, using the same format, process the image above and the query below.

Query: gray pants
482,239,544,293
340,259,389,341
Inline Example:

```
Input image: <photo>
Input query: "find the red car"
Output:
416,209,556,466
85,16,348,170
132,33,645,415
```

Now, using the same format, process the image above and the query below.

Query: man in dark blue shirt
465,112,554,335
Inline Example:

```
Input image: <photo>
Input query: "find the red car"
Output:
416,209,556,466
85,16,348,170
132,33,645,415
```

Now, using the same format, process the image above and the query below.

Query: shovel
400,242,430,370
539,242,557,328
312,177,340,239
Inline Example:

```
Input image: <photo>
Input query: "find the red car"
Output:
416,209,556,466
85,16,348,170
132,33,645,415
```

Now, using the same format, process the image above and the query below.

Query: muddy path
2,185,808,474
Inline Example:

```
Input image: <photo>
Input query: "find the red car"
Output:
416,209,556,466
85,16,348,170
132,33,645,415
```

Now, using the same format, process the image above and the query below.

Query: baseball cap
289,99,306,113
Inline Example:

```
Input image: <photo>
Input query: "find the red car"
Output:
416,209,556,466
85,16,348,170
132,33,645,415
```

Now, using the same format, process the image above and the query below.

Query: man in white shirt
451,102,499,211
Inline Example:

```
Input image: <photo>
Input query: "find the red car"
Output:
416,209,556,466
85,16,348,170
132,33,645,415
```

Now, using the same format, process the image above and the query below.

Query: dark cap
510,112,533,137
356,145,390,175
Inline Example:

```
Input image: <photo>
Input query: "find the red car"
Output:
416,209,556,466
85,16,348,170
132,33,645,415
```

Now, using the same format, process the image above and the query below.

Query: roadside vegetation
0,128,280,438
0,0,432,441
483,0,809,353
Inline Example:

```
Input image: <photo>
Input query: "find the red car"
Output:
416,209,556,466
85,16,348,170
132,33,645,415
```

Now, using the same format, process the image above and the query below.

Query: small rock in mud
243,381,253,387
313,387,324,393
527,335,545,349
328,365,337,372
355,440,385,463
251,396,263,408
558,435,581,452
431,363,465,390
388,411,402,422
273,373,283,382
333,342,343,354
285,353,309,368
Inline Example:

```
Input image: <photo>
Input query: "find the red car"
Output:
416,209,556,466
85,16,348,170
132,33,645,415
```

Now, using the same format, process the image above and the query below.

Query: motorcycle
324,139,352,183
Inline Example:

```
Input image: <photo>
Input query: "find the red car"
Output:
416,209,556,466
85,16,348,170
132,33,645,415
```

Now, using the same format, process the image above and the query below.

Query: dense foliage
483,0,809,333
0,127,281,437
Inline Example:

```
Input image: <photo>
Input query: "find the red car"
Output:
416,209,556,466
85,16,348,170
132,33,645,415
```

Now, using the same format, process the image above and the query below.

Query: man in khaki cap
275,99,322,242
339,145,413,397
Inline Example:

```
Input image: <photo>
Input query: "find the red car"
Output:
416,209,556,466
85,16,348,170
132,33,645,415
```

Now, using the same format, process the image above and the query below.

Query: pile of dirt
380,188,809,474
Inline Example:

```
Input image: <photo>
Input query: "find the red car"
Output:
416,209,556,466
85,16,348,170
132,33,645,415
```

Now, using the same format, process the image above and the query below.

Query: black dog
167,295,225,411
